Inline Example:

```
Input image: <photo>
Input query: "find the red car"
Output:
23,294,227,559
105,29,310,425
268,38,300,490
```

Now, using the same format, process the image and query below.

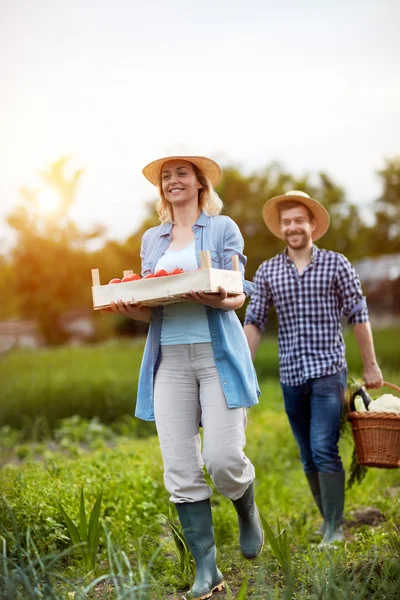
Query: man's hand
353,322,384,389
364,362,384,389
243,323,262,361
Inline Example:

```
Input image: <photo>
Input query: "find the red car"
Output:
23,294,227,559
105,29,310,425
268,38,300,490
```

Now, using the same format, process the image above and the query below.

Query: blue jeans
281,369,347,474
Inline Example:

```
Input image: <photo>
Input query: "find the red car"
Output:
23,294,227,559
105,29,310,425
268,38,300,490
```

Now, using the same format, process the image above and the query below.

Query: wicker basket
347,381,400,469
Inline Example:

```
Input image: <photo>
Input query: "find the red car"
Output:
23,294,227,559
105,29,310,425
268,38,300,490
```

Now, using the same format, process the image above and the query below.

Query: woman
110,145,263,600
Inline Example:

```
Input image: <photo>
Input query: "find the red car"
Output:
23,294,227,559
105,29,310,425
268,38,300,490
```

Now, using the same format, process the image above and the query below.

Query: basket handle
372,381,400,393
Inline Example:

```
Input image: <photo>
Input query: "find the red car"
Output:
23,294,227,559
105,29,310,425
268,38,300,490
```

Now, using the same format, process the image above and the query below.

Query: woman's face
160,160,202,207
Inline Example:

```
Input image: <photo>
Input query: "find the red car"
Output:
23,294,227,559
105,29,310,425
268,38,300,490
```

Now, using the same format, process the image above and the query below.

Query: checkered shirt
244,246,369,385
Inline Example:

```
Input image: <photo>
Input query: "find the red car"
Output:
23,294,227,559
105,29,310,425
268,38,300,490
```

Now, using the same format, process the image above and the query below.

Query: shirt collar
159,211,210,236
283,244,319,264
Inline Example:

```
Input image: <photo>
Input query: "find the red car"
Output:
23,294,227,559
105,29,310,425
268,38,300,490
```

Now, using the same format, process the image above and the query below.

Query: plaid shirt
244,246,369,385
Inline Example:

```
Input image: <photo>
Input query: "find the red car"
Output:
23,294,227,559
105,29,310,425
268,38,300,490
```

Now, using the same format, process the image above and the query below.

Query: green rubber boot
318,471,345,546
305,471,326,536
232,482,264,559
175,500,225,600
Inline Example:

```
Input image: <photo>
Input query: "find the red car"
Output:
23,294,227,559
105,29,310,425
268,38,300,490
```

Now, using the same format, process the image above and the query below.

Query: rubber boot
175,500,225,600
231,482,264,559
318,471,345,546
305,471,326,536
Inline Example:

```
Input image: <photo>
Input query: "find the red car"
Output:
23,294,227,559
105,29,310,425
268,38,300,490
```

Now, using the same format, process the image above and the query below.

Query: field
0,330,399,599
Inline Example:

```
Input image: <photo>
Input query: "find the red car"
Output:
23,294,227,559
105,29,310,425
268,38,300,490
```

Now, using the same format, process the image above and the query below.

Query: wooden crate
91,251,243,310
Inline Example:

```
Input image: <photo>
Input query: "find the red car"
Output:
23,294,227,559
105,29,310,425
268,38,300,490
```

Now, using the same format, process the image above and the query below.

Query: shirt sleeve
140,229,152,277
244,262,273,332
336,254,369,324
222,217,255,296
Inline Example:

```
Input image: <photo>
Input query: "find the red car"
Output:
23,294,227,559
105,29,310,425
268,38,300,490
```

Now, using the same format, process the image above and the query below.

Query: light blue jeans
281,369,347,474
154,343,255,503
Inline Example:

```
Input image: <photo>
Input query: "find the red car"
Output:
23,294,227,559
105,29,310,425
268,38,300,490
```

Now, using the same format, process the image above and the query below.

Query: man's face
279,205,316,250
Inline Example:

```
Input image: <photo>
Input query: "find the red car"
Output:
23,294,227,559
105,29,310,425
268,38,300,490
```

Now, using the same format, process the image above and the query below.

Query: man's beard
284,231,310,249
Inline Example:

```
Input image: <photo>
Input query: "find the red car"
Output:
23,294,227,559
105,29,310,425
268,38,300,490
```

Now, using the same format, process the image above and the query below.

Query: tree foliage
367,157,400,255
6,157,103,344
2,156,399,344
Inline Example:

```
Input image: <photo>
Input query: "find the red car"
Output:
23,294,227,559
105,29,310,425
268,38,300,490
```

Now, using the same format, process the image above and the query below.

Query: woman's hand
183,287,245,311
107,299,152,323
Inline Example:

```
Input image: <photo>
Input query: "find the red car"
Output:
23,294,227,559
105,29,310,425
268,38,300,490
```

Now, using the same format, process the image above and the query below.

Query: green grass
0,328,399,596
1,378,399,599
0,339,152,436
1,327,399,438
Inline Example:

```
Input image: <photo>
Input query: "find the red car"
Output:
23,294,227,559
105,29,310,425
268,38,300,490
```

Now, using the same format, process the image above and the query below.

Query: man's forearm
353,322,377,366
244,323,262,361
353,322,383,388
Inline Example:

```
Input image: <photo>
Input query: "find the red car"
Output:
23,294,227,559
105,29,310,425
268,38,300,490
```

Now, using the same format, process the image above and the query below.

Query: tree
367,158,400,255
218,163,367,279
6,157,104,344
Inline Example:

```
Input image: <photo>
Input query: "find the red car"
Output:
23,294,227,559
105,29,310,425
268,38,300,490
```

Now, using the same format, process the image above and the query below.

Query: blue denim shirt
135,212,260,421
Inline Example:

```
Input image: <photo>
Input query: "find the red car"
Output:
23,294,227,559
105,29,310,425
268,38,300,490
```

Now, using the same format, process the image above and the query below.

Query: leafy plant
59,485,103,572
347,446,368,490
225,578,248,599
0,498,163,600
258,512,292,585
163,504,194,583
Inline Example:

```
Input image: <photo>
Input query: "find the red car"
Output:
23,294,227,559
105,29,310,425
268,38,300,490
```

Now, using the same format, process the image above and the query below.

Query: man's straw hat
142,143,222,188
263,190,330,241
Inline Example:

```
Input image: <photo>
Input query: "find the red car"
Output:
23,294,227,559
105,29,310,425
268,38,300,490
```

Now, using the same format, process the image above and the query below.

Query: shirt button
223,381,227,385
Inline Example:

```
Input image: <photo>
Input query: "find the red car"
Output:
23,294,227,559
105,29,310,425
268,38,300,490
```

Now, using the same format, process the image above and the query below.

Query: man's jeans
281,369,347,474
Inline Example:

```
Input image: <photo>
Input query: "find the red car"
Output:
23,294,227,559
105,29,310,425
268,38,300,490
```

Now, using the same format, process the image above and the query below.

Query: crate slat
92,267,243,309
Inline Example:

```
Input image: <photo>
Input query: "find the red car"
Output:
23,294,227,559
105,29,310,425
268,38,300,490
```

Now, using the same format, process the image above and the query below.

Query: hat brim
142,155,222,188
263,194,330,241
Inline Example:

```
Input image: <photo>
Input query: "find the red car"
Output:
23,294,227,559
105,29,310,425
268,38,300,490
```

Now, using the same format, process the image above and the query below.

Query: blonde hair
156,162,223,224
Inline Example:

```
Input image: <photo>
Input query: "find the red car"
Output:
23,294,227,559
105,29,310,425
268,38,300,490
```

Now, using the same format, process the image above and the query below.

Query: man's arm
353,322,383,389
243,262,272,360
335,255,383,388
244,323,262,361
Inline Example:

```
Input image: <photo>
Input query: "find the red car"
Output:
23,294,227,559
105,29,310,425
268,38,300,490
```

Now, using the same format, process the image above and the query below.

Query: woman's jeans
281,369,347,474
154,343,255,503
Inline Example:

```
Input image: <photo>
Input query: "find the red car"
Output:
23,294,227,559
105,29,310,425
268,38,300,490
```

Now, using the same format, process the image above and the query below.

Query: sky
0,0,399,252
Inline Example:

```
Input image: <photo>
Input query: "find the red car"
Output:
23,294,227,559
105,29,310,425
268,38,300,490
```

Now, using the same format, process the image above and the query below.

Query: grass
1,327,399,438
1,377,399,598
0,329,399,597
0,339,154,437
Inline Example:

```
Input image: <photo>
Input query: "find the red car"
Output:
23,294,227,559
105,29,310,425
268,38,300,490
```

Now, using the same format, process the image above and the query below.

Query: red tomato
121,273,141,282
143,273,155,279
154,269,169,277
109,278,122,284
169,268,185,275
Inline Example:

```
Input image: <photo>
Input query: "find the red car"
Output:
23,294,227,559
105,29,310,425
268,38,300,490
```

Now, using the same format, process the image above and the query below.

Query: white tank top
155,242,211,345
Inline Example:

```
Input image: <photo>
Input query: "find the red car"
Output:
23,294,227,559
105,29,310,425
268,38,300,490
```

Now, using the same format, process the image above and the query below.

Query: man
244,190,383,545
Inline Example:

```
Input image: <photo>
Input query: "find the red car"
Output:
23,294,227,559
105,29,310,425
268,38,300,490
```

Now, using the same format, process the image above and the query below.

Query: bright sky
0,0,399,251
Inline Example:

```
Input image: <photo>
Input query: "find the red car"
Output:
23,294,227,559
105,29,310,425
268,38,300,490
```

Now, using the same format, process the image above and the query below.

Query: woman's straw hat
263,190,330,241
142,143,222,188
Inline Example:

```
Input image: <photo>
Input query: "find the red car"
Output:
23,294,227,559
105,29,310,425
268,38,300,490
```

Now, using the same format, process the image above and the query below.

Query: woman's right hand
108,299,152,323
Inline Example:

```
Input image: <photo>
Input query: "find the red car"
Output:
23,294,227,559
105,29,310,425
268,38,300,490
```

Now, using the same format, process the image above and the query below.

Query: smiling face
160,160,203,207
279,204,316,250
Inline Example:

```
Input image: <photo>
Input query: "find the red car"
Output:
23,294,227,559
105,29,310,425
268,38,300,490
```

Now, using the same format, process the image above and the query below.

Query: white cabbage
368,394,400,414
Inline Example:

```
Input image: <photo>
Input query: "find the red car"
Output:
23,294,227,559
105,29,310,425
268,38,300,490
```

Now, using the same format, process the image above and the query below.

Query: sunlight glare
37,189,60,214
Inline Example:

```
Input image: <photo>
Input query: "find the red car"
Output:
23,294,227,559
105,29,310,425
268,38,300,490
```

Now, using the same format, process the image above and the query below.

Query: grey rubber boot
232,482,264,559
175,500,225,600
305,471,326,536
318,471,345,545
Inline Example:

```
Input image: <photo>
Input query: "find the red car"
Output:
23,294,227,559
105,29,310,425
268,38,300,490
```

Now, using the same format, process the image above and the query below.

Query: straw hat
142,143,222,188
263,190,330,241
